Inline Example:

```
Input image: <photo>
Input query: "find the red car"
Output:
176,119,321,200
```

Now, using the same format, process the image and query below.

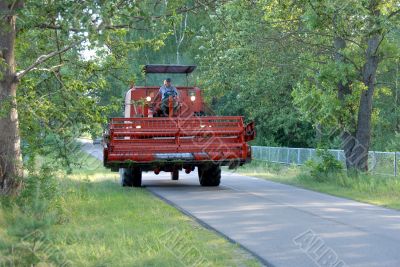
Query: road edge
147,187,274,267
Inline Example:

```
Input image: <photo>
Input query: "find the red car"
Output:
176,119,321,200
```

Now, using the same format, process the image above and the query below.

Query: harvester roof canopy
144,64,197,74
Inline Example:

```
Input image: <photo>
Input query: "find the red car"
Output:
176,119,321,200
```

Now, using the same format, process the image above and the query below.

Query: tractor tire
119,168,129,186
171,169,179,180
120,167,142,187
198,165,221,186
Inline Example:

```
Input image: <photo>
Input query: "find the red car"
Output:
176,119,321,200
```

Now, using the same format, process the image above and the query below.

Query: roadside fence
251,146,399,177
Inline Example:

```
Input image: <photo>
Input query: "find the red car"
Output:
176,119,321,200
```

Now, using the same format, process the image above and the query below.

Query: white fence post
297,148,300,165
268,147,271,162
277,148,280,163
286,148,290,164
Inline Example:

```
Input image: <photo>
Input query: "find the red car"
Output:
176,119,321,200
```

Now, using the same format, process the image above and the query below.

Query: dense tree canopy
0,0,221,193
0,0,399,194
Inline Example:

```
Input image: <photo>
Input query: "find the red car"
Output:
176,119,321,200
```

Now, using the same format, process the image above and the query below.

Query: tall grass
0,153,260,267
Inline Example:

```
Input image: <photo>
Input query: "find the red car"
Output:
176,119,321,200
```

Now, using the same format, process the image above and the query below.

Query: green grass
0,154,260,267
236,160,400,210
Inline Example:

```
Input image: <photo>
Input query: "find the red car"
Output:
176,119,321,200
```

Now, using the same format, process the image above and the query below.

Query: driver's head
165,78,172,87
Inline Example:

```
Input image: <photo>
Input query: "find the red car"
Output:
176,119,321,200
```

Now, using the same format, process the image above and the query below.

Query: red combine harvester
103,64,255,187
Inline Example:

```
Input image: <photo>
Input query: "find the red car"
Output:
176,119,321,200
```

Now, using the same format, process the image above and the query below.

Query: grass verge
236,160,400,210
0,153,260,267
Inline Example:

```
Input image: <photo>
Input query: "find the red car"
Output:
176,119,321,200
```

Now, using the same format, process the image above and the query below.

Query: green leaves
8,0,207,172
4,0,398,170
189,0,315,147
261,0,400,149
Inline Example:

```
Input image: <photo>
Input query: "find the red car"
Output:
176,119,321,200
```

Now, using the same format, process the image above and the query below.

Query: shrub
305,149,343,182
18,165,62,211
0,165,68,266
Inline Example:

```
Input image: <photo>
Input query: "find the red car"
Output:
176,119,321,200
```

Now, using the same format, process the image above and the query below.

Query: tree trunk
333,36,359,171
351,33,381,171
333,25,381,172
0,1,23,195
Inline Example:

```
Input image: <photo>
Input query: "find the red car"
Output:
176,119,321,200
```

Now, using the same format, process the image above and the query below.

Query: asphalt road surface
81,140,400,267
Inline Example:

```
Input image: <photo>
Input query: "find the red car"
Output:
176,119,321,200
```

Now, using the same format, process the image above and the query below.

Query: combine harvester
103,64,255,187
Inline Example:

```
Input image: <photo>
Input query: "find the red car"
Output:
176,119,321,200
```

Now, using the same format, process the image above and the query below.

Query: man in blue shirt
158,78,180,115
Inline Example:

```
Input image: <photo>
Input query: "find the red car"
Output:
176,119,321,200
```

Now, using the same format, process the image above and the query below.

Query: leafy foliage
305,149,344,182
188,1,316,147
1,0,399,179
10,1,216,172
0,162,66,266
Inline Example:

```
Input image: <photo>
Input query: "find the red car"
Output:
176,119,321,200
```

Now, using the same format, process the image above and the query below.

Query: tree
173,12,189,64
266,0,400,171
190,0,316,147
0,1,24,194
0,0,219,195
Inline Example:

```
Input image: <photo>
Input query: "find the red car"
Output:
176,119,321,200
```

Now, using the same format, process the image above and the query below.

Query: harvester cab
103,64,255,187
124,64,203,118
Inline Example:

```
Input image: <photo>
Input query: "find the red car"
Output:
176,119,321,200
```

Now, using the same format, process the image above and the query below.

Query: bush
0,165,68,266
305,149,343,182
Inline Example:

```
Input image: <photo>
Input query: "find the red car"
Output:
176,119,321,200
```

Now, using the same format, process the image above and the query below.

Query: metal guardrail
251,146,399,177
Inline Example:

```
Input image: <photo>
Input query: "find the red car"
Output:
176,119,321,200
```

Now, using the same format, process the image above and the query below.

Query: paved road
82,140,400,267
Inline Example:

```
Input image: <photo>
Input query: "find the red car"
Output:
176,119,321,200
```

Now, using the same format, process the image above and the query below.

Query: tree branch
16,39,83,81
388,9,400,18
16,1,221,81
26,64,63,73
35,1,218,33
36,23,151,32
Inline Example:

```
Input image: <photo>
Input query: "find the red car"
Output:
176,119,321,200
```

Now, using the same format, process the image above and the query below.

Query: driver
158,78,180,115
